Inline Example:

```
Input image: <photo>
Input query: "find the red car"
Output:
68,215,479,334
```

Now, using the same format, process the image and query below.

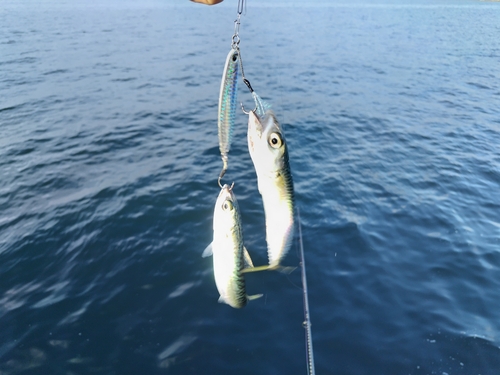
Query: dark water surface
2,1,500,374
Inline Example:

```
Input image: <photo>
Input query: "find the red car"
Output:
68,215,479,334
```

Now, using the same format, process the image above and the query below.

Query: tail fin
247,294,263,301
241,264,296,274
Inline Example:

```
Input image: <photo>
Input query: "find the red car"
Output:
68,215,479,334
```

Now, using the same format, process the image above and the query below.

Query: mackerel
247,110,295,268
203,184,262,308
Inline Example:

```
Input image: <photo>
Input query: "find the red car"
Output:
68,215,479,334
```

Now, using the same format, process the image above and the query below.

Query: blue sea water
1,0,500,374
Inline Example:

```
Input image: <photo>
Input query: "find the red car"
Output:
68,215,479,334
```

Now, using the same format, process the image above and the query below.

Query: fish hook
217,169,235,191
218,169,225,189
240,102,256,115
240,75,256,114
243,78,254,93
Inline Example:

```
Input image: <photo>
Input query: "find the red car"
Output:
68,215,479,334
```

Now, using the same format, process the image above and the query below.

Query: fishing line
232,0,255,96
217,0,247,188
220,2,316,373
298,207,316,375
231,0,246,49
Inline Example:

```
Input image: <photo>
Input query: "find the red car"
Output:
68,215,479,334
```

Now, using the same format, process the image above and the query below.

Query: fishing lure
217,47,240,185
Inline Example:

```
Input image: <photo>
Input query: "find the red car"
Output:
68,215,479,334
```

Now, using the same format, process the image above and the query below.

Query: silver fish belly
203,184,260,308
247,110,294,267
218,48,239,179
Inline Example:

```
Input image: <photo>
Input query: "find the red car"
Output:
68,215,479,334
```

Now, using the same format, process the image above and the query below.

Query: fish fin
202,243,213,257
268,264,297,274
274,265,297,274
247,294,263,301
243,247,254,268
241,264,297,274
217,295,226,304
240,265,272,273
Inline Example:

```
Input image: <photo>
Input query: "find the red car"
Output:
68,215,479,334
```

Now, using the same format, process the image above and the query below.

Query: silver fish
247,110,294,268
203,184,262,308
218,48,239,181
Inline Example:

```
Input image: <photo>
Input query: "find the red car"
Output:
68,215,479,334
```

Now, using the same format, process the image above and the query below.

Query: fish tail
240,265,272,273
247,294,263,301
241,264,296,274
274,265,297,274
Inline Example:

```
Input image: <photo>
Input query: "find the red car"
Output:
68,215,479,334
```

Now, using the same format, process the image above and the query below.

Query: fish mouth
217,183,236,204
248,110,263,138
218,184,232,196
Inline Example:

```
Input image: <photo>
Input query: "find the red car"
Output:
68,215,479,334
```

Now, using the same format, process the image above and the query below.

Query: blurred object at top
191,0,224,5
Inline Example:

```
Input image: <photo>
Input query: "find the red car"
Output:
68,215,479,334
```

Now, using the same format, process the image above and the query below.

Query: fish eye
232,53,238,62
268,132,283,149
222,200,234,211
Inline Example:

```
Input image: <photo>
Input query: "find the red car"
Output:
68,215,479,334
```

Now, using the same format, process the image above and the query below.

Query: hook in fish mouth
217,179,235,191
217,171,234,191
240,102,256,115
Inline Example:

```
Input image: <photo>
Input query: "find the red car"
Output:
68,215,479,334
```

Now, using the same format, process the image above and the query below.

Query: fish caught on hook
247,108,294,268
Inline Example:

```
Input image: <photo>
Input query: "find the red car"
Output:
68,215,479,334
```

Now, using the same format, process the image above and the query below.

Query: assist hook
217,168,235,191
